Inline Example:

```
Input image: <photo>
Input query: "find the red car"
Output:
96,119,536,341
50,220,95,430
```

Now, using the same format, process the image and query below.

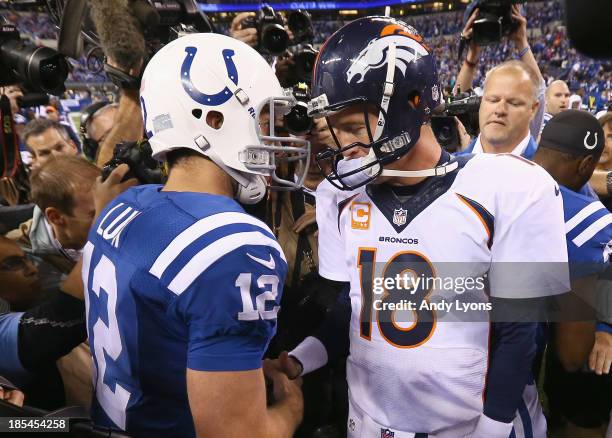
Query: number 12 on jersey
358,248,436,348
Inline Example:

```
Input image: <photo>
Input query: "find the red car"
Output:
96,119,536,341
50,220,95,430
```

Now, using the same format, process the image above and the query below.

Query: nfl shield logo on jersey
393,208,407,226
381,428,395,438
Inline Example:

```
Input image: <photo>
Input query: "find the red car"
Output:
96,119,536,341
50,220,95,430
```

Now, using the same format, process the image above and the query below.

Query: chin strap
380,160,459,178
206,150,267,204
373,42,397,141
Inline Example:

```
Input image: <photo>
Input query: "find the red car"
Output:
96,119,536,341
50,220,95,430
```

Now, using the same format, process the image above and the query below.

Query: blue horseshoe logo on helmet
181,46,239,106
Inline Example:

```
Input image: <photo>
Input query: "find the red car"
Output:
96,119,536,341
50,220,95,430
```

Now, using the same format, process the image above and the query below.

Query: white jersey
317,153,569,436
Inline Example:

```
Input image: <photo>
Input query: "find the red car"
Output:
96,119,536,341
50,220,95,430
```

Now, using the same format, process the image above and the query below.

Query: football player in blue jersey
82,33,309,437
533,110,612,438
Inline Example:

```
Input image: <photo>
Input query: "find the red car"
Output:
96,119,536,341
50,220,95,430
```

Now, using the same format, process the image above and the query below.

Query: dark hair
165,148,203,171
22,118,70,145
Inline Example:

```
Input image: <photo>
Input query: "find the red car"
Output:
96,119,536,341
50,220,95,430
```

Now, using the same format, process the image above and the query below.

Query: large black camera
470,0,526,45
242,5,288,56
432,92,482,151
284,82,314,136
101,139,167,185
47,0,213,86
128,0,214,55
0,21,69,95
243,6,316,71
285,9,316,85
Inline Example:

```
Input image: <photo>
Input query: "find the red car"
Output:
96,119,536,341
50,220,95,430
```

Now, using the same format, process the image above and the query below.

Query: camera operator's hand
94,163,138,217
107,55,144,79
455,117,473,152
509,5,529,50
275,52,297,87
230,13,258,47
461,8,481,64
0,386,24,407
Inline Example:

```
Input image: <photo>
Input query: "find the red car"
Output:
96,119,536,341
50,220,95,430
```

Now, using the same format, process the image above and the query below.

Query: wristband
606,171,612,196
596,322,612,334
517,46,530,59
464,59,477,68
288,336,328,375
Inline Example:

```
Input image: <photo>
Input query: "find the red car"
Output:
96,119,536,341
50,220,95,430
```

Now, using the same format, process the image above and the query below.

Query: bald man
458,60,541,158
546,80,571,116
540,80,571,138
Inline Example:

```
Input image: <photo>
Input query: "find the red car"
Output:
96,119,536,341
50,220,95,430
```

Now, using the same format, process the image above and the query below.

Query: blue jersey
561,185,612,279
83,185,287,437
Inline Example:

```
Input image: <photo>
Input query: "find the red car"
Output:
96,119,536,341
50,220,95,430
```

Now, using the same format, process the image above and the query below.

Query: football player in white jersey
266,17,570,438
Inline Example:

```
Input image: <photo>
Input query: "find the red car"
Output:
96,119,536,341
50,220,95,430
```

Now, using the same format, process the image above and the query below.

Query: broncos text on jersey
315,151,569,436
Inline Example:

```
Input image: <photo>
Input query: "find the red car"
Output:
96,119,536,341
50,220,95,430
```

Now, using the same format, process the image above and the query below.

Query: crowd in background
0,1,611,436
1,0,609,111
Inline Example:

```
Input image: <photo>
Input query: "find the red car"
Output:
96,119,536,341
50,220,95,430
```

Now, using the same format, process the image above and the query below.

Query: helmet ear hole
192,109,202,119
206,111,224,130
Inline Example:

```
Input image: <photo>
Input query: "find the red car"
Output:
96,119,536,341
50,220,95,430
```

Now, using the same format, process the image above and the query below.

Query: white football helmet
139,32,310,203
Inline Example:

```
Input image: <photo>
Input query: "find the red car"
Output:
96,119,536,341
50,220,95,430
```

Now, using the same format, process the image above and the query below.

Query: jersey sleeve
163,229,288,372
564,197,612,279
315,180,349,282
0,312,30,385
489,163,570,299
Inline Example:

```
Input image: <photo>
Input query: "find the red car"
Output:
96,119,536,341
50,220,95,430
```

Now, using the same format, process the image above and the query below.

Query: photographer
0,235,81,410
230,12,258,48
457,60,541,158
229,9,315,88
456,4,546,153
93,64,143,168
0,164,136,411
22,118,79,170
80,102,118,162
87,0,147,167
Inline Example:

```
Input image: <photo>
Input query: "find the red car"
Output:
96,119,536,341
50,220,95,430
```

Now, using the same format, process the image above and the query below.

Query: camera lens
284,102,313,135
439,126,451,141
288,10,314,42
294,48,317,83
261,23,288,55
0,39,69,94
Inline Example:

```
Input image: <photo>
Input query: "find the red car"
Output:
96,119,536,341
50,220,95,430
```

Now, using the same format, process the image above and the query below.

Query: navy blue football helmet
308,17,443,189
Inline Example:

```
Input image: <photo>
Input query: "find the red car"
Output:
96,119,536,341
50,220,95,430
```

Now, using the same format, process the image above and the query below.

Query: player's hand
94,164,138,217
509,5,529,49
0,386,25,407
293,209,316,234
588,331,612,375
263,351,303,380
264,361,304,424
460,8,481,62
230,12,258,47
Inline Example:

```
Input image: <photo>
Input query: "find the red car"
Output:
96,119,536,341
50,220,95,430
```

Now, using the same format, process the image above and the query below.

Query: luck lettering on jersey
96,203,141,248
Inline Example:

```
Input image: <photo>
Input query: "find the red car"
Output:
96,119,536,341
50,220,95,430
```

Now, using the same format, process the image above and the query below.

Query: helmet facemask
243,95,311,191
312,96,422,191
